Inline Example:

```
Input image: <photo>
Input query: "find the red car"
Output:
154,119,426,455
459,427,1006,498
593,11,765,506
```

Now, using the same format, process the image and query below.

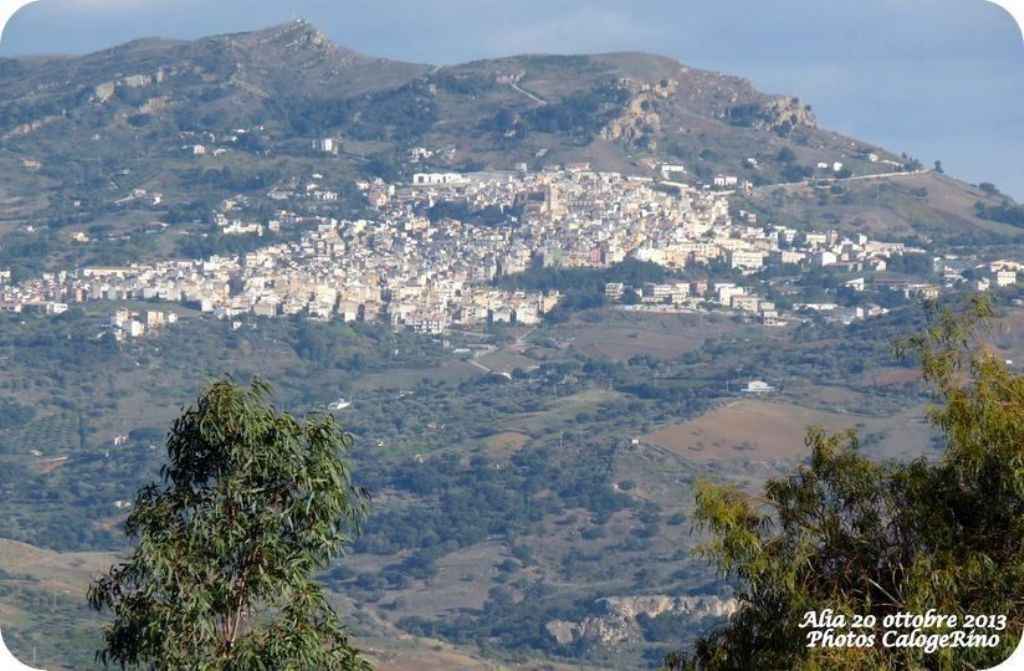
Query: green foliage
87,377,370,670
0,398,35,431
181,166,284,193
430,71,497,96
0,232,70,279
362,153,403,183
267,75,438,142
670,295,1024,670
975,199,1024,228
725,104,765,128
356,444,630,556
349,80,438,142
495,258,671,318
781,164,813,183
128,426,166,444
424,200,511,227
884,251,934,276
398,582,590,655
775,147,797,165
176,231,280,260
520,80,631,141
290,318,444,372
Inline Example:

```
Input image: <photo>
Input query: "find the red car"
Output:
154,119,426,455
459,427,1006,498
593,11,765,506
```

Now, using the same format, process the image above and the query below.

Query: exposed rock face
726,96,818,135
93,72,162,103
545,595,739,647
93,81,115,102
758,96,818,131
1,114,60,140
600,77,677,150
545,620,578,646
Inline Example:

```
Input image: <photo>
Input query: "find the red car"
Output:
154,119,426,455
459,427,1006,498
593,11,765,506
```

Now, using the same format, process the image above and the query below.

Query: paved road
467,345,497,373
509,81,546,105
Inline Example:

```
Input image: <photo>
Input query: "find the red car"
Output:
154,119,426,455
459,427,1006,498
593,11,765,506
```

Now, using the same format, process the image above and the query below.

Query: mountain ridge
0,18,1016,268
0,21,882,155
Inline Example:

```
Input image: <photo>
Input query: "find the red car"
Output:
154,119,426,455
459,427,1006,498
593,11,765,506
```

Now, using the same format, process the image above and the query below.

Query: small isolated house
742,380,775,395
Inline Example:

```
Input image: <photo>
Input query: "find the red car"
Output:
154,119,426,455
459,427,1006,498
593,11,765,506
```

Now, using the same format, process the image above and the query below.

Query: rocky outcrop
545,620,579,646
1,114,61,140
92,70,165,103
546,594,738,647
600,78,676,150
726,96,818,135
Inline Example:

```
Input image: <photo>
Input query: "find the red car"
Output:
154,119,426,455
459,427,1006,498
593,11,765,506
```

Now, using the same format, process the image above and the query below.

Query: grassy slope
741,170,1020,241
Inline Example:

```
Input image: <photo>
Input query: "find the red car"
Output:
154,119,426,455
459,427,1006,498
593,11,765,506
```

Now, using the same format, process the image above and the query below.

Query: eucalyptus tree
89,378,371,670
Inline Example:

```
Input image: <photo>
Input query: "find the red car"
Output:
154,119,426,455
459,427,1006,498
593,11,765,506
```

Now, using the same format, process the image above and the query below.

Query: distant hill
0,21,894,175
0,19,1018,257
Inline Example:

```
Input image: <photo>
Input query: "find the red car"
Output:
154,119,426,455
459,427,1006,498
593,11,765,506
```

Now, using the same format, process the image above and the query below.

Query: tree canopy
670,295,1024,670
88,377,370,670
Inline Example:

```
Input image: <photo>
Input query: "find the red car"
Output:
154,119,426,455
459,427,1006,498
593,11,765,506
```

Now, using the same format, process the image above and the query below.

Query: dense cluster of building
0,166,1019,335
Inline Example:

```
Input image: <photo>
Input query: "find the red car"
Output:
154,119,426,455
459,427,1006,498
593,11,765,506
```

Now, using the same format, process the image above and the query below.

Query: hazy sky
2,0,1022,198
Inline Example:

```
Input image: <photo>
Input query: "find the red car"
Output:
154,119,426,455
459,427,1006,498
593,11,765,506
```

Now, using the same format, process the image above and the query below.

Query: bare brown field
853,367,921,388
0,539,119,592
544,311,772,362
645,400,934,463
484,431,531,457
787,384,864,407
646,401,847,462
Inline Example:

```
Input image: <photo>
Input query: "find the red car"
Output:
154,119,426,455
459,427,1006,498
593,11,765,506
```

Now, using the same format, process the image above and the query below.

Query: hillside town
0,165,1018,336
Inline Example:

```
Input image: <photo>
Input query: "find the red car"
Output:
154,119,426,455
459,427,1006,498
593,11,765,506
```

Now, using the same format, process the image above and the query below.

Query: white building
731,295,760,313
659,163,687,180
412,173,466,186
814,251,839,267
995,270,1017,287
315,138,338,154
729,250,764,271
742,380,775,394
715,283,745,305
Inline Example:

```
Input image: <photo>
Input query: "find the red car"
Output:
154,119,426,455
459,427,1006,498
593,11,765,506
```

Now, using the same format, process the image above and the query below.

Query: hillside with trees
669,296,1024,670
